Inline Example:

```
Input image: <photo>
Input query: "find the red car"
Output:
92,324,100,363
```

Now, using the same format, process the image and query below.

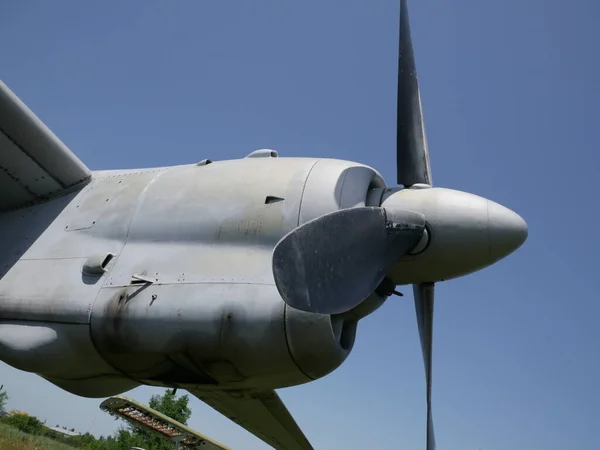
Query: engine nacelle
298,158,386,225
83,157,383,392
89,282,357,391
0,156,386,397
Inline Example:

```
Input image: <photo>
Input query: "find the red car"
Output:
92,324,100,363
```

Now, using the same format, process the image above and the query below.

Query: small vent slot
265,196,284,204
101,253,114,270
82,253,116,276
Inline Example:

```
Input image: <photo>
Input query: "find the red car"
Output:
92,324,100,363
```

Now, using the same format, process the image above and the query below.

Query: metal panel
0,129,62,196
0,82,91,211
0,258,103,323
190,388,314,450
0,169,31,211
298,159,385,225
104,242,274,287
0,81,90,188
17,169,161,261
124,159,315,245
90,283,304,388
0,192,77,279
0,320,121,379
43,375,140,399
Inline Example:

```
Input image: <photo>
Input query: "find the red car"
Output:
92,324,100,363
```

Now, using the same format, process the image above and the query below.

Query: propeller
398,1,437,449
414,282,436,450
397,0,432,188
273,1,437,448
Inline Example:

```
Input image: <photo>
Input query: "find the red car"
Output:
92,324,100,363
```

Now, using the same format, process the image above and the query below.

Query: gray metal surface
0,1,529,448
414,283,436,450
273,207,425,315
0,81,90,211
396,0,432,187
381,187,527,285
190,388,313,450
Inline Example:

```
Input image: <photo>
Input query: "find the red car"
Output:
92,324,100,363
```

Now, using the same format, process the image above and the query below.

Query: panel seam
0,124,68,188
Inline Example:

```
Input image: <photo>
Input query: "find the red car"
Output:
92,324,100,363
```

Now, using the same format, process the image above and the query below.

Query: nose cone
380,187,528,284
487,201,528,262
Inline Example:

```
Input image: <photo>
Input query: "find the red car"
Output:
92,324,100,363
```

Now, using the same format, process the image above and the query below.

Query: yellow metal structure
100,395,231,450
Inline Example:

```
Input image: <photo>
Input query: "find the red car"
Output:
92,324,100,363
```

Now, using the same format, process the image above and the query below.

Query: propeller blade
272,207,425,315
414,282,436,450
397,0,432,187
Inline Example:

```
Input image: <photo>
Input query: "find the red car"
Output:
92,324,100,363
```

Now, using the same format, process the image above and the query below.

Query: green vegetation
3,413,46,435
128,390,192,450
0,422,77,450
0,388,192,450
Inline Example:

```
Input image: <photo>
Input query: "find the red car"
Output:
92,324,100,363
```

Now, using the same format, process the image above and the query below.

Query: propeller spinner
272,1,528,449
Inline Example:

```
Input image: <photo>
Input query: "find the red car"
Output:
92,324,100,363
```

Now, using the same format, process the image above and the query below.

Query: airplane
0,1,527,449
100,395,231,450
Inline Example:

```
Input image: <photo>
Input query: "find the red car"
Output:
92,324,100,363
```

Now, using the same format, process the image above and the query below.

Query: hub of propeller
272,1,527,449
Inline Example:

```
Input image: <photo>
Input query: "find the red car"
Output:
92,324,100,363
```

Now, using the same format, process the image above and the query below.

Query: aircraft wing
189,388,314,450
0,81,91,212
100,395,231,450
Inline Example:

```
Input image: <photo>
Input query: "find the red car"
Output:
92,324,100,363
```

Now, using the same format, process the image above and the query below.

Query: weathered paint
0,156,383,396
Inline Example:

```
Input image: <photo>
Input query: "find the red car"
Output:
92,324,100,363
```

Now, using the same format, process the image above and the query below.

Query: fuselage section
0,154,384,397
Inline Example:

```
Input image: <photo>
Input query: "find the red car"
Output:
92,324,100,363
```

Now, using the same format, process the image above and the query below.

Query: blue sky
1,0,599,449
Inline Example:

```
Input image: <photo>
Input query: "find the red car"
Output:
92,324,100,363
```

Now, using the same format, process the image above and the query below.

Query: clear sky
1,1,599,449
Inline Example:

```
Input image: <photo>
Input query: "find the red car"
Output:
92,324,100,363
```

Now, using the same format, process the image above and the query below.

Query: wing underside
189,388,314,450
0,81,91,212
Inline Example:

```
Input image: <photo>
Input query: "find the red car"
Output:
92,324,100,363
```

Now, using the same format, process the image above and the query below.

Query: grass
0,423,77,450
